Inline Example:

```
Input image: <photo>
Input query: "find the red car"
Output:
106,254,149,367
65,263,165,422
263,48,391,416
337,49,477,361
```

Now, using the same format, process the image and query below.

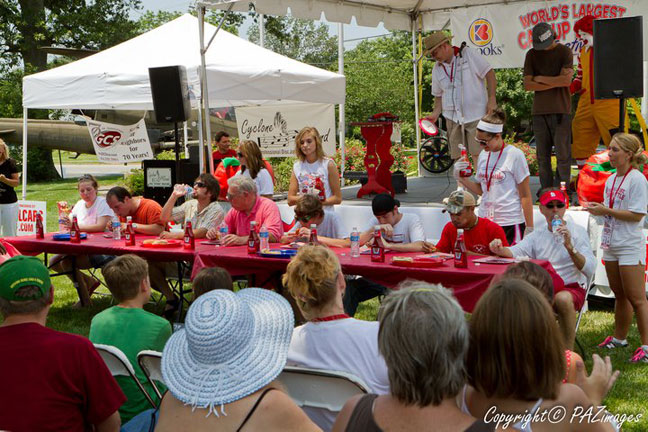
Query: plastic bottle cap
311,224,317,228
374,225,380,230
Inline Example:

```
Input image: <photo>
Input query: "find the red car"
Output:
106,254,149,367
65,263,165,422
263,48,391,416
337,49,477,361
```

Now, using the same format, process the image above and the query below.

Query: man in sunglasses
489,187,596,348
281,194,350,248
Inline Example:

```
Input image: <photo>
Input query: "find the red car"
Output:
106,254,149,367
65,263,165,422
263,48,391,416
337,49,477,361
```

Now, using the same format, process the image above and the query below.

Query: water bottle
112,220,121,240
218,222,228,239
185,185,193,199
552,215,563,244
350,227,360,258
259,225,270,252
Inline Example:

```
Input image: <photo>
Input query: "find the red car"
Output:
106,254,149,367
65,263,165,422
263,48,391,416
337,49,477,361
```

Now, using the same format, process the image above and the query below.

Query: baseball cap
532,22,555,50
539,190,567,206
443,190,477,214
423,31,452,55
372,194,400,216
0,256,51,301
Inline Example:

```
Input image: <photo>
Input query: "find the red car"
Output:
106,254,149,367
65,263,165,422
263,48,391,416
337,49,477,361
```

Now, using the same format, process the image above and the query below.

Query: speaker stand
613,90,626,134
174,122,181,183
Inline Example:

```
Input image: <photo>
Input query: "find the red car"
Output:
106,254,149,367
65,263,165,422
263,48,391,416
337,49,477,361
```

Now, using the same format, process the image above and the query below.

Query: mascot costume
570,15,625,171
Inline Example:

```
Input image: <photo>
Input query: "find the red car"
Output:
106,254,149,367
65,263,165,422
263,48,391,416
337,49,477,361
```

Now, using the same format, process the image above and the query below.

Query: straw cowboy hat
424,31,452,55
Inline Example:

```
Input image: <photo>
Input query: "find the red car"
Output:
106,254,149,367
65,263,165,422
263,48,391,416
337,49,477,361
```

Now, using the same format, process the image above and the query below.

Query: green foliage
268,157,296,192
135,9,244,35
155,149,187,161
505,134,538,176
0,67,24,117
247,16,337,68
124,169,144,196
333,138,366,173
495,68,534,136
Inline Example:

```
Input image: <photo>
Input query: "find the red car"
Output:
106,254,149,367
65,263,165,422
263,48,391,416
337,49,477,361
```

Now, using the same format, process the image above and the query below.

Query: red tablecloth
5,233,202,262
192,246,556,313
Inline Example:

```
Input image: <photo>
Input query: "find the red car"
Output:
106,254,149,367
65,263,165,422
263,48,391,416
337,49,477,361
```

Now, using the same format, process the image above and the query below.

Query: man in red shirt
212,131,237,169
435,190,508,255
0,256,125,431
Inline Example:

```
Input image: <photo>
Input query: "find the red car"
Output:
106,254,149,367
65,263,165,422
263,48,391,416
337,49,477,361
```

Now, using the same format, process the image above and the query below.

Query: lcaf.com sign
17,201,46,236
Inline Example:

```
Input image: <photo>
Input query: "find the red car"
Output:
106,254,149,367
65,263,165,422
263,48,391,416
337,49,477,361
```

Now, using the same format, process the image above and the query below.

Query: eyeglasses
545,202,566,209
193,182,205,188
474,136,493,146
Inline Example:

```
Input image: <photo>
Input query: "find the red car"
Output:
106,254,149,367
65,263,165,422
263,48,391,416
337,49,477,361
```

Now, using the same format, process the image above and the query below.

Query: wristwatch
132,223,138,230
567,244,577,255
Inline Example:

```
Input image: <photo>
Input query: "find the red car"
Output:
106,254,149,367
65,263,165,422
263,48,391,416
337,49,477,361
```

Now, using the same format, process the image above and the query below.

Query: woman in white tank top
288,126,342,211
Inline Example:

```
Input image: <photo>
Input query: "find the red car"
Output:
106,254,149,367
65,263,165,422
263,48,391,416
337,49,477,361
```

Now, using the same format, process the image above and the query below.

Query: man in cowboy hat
424,30,497,162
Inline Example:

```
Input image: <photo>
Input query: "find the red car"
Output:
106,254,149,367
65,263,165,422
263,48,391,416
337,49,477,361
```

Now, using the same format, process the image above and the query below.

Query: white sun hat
161,288,294,415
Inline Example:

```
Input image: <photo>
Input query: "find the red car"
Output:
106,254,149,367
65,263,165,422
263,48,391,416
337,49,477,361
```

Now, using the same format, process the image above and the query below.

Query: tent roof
200,0,531,31
22,14,345,109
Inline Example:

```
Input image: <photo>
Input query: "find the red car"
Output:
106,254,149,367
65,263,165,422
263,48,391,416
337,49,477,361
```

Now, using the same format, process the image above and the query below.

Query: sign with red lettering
451,0,646,69
86,118,153,163
17,201,47,237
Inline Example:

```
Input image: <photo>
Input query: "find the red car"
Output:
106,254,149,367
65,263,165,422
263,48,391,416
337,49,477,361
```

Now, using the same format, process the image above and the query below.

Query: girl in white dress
288,126,342,211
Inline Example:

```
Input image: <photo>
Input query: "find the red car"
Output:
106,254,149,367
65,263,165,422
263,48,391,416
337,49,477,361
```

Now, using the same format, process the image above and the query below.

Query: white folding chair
277,366,369,431
137,350,164,400
574,273,596,357
94,343,157,408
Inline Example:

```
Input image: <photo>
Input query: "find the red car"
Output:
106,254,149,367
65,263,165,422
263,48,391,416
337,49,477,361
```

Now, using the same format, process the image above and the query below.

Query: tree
0,0,142,181
136,9,244,35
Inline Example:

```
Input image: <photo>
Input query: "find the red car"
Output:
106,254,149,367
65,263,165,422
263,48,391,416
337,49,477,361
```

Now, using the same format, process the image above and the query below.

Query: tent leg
411,19,421,177
198,6,207,173
22,108,28,200
338,22,346,186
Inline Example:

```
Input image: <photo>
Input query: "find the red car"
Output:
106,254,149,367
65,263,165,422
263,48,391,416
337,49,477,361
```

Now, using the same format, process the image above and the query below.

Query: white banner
17,201,46,236
235,103,336,158
451,0,648,69
86,118,154,163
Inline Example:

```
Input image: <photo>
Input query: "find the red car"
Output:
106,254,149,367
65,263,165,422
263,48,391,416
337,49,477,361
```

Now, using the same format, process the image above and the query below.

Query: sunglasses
545,202,565,209
193,182,205,188
296,214,312,223
474,136,493,146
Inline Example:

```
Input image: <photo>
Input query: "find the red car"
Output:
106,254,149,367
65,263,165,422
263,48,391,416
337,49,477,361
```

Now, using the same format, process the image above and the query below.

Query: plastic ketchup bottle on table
247,221,260,254
458,145,473,177
125,216,136,246
259,225,270,251
309,224,319,245
184,221,195,250
350,227,360,258
560,181,569,208
70,216,81,243
371,225,385,263
454,228,467,268
35,212,44,239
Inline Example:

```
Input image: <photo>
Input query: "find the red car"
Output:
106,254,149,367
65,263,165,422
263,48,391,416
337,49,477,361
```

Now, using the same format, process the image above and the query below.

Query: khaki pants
446,118,481,160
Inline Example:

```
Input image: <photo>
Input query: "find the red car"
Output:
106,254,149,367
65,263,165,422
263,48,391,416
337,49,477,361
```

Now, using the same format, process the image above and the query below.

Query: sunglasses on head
193,182,205,188
545,202,565,209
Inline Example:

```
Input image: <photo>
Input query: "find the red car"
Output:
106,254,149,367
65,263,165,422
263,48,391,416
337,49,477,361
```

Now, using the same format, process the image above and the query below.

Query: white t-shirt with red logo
475,145,529,227
604,168,648,250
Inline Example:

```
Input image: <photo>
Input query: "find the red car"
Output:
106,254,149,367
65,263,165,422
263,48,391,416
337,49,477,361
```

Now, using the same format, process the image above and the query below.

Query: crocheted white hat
161,288,294,414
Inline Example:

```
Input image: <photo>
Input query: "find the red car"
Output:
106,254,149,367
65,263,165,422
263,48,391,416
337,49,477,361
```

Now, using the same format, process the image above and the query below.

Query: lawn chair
94,343,157,408
574,273,596,358
277,366,369,431
137,350,164,400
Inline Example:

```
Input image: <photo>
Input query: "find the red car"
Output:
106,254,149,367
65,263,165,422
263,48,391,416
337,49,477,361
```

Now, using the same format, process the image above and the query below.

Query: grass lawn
55,150,100,165
4,176,648,430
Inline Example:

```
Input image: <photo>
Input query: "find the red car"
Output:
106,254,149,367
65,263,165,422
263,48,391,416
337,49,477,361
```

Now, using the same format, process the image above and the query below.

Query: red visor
539,190,567,206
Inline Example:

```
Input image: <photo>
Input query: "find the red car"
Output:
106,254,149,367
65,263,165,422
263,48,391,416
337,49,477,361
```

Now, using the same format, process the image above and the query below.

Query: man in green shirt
89,254,172,422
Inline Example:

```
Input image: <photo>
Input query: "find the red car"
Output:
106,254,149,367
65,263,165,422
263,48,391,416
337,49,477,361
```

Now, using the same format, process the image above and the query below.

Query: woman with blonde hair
288,127,342,211
234,140,274,198
0,139,20,237
283,245,388,430
463,279,620,431
587,133,648,363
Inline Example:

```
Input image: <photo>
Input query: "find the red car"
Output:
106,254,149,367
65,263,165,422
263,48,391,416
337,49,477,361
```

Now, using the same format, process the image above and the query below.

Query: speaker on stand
148,65,191,183
593,16,644,135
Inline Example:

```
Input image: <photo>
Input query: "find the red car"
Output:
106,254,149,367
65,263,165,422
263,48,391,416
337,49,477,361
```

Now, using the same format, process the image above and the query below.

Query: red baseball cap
539,190,567,206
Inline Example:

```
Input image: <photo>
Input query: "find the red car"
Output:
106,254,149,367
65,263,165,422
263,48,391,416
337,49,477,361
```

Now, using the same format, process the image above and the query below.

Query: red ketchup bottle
125,216,136,246
371,225,385,263
35,212,44,239
459,145,473,177
309,224,319,245
247,221,260,254
70,215,81,243
454,228,468,268
314,177,326,201
184,221,195,250
560,181,569,208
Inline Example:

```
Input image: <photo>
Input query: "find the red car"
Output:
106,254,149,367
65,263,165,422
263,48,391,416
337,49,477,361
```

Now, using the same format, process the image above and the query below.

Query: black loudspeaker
594,17,643,99
148,66,191,123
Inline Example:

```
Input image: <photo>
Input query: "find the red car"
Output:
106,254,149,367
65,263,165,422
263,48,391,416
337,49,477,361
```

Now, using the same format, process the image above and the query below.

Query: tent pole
198,5,214,173
412,18,421,177
183,121,189,159
259,14,265,47
338,22,345,186
22,107,27,200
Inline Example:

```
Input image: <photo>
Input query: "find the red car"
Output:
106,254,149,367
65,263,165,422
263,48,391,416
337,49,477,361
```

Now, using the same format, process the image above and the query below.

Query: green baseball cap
0,256,51,301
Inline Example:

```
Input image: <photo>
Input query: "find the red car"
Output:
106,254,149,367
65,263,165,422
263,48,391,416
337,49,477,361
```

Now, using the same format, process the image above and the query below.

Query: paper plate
140,240,182,248
53,233,88,241
391,256,446,268
418,118,439,136
259,249,298,259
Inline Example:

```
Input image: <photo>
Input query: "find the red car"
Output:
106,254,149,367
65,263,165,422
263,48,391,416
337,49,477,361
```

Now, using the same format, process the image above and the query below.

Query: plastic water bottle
552,215,563,244
350,227,360,258
185,185,193,199
112,220,121,240
259,225,270,252
218,222,228,239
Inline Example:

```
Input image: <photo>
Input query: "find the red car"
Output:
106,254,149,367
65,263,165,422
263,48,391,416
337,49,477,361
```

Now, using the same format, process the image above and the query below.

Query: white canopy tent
20,14,345,196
